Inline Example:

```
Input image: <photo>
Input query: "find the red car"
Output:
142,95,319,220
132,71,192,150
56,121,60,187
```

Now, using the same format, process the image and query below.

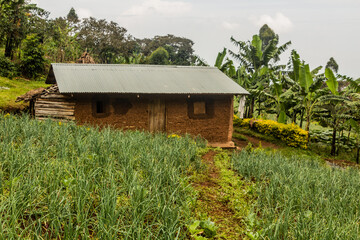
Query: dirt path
191,150,249,239
233,134,281,150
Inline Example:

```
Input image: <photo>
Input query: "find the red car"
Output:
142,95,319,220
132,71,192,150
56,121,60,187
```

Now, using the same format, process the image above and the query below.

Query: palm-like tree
284,50,325,131
214,48,236,78
314,68,360,155
229,34,291,118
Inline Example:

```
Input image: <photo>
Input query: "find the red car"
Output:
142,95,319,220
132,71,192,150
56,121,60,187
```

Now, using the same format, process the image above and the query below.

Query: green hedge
234,116,308,149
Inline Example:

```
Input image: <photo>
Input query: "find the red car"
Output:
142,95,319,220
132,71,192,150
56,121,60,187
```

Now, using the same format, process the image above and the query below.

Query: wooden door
149,99,166,132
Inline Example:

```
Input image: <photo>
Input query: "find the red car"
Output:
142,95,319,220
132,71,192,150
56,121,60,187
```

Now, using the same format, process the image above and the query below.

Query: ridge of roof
50,63,218,70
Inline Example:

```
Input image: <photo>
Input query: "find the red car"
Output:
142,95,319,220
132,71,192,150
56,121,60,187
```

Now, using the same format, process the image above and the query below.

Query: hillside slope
0,76,49,111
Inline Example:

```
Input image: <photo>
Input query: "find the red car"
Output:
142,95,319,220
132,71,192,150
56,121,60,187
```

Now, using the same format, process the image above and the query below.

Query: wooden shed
37,64,248,147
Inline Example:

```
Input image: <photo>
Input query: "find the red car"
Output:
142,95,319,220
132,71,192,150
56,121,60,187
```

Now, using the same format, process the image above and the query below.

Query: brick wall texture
74,95,233,143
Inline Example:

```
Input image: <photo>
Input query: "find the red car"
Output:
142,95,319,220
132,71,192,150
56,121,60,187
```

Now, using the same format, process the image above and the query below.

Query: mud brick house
38,64,248,147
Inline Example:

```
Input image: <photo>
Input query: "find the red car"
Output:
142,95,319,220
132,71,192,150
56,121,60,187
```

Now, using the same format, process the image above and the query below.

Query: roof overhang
46,64,249,95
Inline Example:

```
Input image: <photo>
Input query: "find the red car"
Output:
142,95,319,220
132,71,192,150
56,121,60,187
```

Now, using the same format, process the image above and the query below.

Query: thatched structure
76,51,95,64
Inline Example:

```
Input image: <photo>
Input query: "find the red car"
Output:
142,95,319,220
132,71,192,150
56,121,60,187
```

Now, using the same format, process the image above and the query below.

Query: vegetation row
231,150,360,239
0,113,204,239
234,116,308,149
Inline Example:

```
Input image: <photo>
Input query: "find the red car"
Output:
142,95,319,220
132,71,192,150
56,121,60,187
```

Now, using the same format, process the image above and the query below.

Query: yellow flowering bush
168,134,181,139
233,117,309,149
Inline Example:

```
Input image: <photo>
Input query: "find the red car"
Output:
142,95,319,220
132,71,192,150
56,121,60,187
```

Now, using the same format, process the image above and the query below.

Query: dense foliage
0,3,197,79
0,114,203,239
232,150,360,239
234,117,308,149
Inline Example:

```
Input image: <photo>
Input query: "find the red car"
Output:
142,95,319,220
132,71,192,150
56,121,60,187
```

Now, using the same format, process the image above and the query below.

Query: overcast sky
31,0,360,78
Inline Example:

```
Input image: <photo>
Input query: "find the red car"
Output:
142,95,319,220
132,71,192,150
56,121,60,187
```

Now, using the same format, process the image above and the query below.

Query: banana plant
284,50,325,131
348,119,360,163
315,68,355,155
229,34,290,118
214,48,236,78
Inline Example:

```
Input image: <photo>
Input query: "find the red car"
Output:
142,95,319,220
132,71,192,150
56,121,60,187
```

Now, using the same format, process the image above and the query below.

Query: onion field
0,114,202,239
232,151,360,239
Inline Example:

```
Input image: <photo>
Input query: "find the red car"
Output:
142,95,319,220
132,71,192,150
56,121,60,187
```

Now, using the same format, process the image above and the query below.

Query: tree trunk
305,115,310,132
292,112,297,124
331,119,337,156
249,98,255,118
4,37,14,59
357,147,360,164
300,110,304,129
347,126,352,145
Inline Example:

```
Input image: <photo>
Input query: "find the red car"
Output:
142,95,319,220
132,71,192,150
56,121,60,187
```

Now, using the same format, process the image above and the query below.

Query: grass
231,150,360,239
233,132,248,142
234,127,285,146
0,113,204,239
190,149,256,239
0,76,49,110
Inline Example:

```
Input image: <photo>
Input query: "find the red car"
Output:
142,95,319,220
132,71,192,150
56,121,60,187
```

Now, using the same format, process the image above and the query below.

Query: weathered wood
35,109,74,116
35,103,75,110
39,94,72,99
36,112,74,118
149,99,166,132
36,98,75,103
36,99,75,105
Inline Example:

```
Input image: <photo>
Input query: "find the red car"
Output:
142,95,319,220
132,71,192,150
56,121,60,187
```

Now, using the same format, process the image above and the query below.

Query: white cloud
222,21,239,30
31,0,39,4
251,12,293,33
77,8,93,19
123,0,192,17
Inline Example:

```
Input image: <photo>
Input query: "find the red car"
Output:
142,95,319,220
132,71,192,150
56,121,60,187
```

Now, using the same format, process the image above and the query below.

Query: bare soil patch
233,134,281,150
192,150,246,239
325,158,359,168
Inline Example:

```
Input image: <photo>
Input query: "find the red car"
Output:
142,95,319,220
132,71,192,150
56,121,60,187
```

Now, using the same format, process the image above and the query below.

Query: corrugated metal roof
46,64,249,95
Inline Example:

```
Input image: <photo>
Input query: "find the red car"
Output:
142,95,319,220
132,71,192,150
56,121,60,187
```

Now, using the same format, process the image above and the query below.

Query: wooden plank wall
35,94,75,121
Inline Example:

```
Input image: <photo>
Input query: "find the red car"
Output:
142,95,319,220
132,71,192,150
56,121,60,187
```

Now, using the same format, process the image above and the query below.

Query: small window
96,101,104,114
188,98,214,119
92,97,110,118
193,101,206,115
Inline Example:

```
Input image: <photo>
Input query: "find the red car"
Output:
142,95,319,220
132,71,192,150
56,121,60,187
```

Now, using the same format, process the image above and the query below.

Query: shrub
20,34,46,79
148,47,169,65
234,117,308,149
0,55,18,78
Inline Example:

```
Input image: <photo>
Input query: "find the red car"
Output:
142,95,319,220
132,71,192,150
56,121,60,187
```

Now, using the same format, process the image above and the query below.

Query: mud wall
74,94,233,143
166,96,232,143
74,95,148,131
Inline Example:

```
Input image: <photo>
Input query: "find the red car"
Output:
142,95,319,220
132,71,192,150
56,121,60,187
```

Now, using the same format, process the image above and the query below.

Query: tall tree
229,34,291,117
20,34,45,79
148,47,169,65
44,17,81,62
137,35,195,65
67,7,79,24
0,0,44,59
325,57,339,73
77,17,129,63
259,24,277,50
